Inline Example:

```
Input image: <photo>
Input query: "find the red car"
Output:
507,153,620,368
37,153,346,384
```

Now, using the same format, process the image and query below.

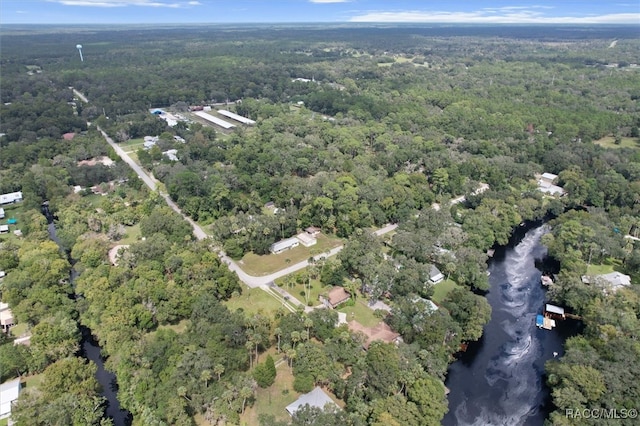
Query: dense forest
1,24,639,425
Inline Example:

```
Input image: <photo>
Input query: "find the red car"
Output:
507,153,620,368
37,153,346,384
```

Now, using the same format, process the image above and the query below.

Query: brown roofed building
320,286,351,309
348,320,401,349
305,226,322,237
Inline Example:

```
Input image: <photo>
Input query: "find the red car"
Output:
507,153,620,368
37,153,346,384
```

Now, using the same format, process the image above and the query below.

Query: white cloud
51,0,192,7
349,9,640,24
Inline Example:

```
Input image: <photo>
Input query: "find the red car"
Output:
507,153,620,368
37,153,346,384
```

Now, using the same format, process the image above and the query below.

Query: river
44,207,132,426
443,224,581,426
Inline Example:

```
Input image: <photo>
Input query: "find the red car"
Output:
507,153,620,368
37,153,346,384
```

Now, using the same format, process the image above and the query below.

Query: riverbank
443,224,582,426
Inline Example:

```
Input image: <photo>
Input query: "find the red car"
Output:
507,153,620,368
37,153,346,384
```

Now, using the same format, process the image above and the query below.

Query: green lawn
277,278,325,307
225,286,290,317
0,202,28,243
119,137,145,150
593,136,639,150
586,263,616,275
118,223,141,244
22,373,44,391
10,322,28,337
432,279,461,304
238,234,343,276
240,363,297,426
338,298,380,327
0,417,7,426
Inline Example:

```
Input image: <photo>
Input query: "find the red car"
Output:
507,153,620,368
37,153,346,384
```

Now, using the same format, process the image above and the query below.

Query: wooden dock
536,314,556,330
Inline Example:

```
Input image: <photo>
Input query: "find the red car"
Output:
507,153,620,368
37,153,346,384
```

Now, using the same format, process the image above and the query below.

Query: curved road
98,125,397,302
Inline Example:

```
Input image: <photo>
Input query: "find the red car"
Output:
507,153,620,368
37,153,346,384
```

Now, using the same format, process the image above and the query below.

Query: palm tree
177,386,191,402
245,340,254,368
290,331,300,348
286,348,297,371
304,318,314,336
214,364,225,381
240,386,253,414
201,369,212,388
274,327,282,353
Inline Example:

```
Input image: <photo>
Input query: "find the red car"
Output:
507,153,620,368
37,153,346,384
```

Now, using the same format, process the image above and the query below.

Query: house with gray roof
285,386,339,416
0,378,21,420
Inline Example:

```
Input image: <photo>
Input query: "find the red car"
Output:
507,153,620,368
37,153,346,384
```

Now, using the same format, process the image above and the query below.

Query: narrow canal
44,206,132,426
443,224,581,426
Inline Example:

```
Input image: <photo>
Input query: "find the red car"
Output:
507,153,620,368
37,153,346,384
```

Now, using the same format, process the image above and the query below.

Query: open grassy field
432,279,461,304
593,136,639,149
118,223,141,245
0,202,29,243
276,278,324,307
586,263,616,275
225,286,290,316
240,362,297,426
119,137,145,151
338,298,380,327
238,234,343,276
10,322,29,337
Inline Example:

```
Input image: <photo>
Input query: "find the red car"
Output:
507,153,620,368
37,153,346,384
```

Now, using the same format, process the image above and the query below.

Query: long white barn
193,111,236,129
217,109,256,125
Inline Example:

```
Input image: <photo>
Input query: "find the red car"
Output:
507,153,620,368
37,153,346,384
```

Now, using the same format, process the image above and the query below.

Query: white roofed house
0,191,23,205
0,378,21,420
0,207,4,219
582,271,632,294
537,173,565,196
285,387,339,416
270,237,300,254
429,265,444,284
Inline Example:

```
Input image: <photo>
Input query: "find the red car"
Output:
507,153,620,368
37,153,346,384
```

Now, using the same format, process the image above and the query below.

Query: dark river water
46,216,132,426
443,224,581,426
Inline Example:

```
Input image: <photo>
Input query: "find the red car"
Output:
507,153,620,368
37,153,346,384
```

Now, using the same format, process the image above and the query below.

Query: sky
1,0,639,25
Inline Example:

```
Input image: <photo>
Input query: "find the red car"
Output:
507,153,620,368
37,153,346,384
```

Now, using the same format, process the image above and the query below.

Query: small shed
545,304,565,318
305,226,321,237
0,225,9,234
285,387,338,416
0,208,4,219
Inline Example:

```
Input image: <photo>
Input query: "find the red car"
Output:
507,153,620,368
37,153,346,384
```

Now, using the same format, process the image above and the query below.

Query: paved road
96,123,398,304
72,88,89,103
219,223,397,288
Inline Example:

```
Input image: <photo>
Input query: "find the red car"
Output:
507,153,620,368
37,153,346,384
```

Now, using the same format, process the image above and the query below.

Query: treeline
540,209,640,425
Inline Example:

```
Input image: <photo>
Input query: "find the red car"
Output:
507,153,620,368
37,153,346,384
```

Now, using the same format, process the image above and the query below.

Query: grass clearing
10,322,29,337
225,286,289,317
277,278,325,307
593,136,639,149
239,234,343,276
338,298,380,327
586,263,616,275
240,363,297,425
22,373,44,391
118,223,141,245
119,138,145,149
432,279,461,304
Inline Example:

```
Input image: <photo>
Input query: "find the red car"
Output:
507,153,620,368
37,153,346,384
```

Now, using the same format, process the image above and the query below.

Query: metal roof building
194,111,236,129
285,387,338,416
270,237,299,254
217,109,256,125
0,191,22,205
0,378,21,419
